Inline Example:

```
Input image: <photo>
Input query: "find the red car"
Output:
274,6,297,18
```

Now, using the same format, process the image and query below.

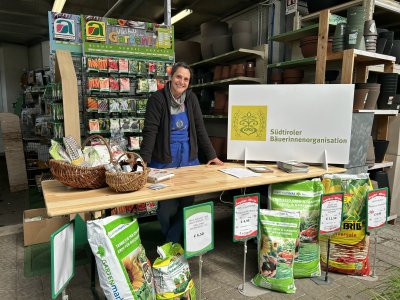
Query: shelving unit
368,160,393,170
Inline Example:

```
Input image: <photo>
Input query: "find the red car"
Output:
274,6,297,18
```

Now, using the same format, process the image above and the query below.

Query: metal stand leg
199,255,203,300
311,236,333,285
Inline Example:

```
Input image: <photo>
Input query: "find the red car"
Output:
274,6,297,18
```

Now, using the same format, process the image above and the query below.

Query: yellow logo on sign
86,21,106,41
231,105,267,141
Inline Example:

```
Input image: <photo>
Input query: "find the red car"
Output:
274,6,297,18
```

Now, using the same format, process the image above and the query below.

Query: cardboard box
23,208,69,246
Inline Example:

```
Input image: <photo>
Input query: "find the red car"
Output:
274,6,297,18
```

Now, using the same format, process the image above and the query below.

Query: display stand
312,236,333,285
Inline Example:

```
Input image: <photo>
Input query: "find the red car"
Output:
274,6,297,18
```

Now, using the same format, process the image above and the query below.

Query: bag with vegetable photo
252,210,300,293
269,179,324,278
152,242,196,300
87,215,154,300
321,173,372,276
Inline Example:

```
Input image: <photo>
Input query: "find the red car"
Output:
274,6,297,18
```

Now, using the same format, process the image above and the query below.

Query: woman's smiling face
170,66,190,98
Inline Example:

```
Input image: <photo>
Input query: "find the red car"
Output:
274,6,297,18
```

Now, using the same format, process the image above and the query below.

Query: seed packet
109,98,120,112
120,118,131,132
88,77,100,91
138,61,148,74
129,59,139,74
99,77,110,92
109,76,120,92
148,62,156,74
148,79,157,92
98,57,108,72
97,98,109,112
89,119,100,132
110,118,120,131
129,136,141,150
108,58,119,73
87,97,98,111
99,118,110,131
130,118,140,132
137,79,149,93
120,98,129,111
156,79,165,90
138,119,145,132
156,62,164,76
165,63,172,76
128,98,136,112
136,99,147,115
119,58,129,73
87,56,99,72
120,77,130,92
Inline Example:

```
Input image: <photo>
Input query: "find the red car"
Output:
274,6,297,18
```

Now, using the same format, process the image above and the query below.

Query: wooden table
42,163,346,217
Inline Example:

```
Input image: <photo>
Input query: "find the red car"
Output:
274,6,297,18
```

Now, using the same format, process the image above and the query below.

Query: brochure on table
227,85,354,164
183,202,214,259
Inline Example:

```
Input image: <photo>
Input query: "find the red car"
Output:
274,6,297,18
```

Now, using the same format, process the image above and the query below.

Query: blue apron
149,111,199,168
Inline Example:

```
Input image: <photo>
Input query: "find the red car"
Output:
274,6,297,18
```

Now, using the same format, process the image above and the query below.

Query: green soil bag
152,242,196,300
87,215,154,300
269,179,324,278
252,209,300,293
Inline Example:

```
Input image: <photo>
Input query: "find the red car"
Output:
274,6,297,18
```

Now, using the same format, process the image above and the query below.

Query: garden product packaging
269,179,323,278
321,173,371,276
252,210,300,293
87,215,154,300
152,242,196,300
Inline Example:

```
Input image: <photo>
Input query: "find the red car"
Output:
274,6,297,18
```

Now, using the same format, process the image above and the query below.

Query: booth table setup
42,162,346,217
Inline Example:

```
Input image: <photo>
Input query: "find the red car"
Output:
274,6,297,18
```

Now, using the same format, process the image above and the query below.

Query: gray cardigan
140,86,217,164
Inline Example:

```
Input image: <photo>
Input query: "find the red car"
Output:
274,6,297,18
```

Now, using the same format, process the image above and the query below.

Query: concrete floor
0,156,399,299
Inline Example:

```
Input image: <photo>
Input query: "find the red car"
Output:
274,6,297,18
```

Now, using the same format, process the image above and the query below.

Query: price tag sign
367,188,388,232
319,193,344,236
286,0,298,15
233,193,259,242
184,202,214,259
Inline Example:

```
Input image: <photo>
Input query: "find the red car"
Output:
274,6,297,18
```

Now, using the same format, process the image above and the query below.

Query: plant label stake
184,202,214,300
366,188,388,279
312,193,344,285
232,194,268,296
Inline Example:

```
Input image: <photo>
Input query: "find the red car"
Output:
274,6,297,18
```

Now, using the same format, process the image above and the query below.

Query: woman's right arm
140,94,162,163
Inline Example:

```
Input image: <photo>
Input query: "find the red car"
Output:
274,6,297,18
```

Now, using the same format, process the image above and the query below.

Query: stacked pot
231,21,252,50
377,73,400,110
363,20,377,52
300,36,333,57
354,83,381,110
346,6,366,50
377,29,394,55
333,23,346,52
200,21,231,59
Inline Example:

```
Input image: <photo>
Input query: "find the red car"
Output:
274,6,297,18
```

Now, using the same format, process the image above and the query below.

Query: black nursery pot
373,140,390,163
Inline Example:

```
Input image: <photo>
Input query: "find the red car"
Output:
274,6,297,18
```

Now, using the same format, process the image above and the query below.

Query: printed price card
233,193,259,242
319,193,344,235
367,188,388,232
184,202,214,259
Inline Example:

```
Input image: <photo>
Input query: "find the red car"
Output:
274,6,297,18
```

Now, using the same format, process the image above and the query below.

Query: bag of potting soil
269,179,324,278
321,173,372,276
252,209,300,293
87,215,154,300
152,242,196,300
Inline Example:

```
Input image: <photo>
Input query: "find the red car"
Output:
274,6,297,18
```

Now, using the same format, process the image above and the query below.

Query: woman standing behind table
140,62,224,243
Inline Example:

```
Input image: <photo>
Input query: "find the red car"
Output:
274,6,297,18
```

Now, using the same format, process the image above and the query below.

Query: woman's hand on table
207,157,224,166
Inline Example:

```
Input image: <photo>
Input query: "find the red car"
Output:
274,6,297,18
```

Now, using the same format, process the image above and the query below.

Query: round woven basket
106,152,149,193
49,135,111,189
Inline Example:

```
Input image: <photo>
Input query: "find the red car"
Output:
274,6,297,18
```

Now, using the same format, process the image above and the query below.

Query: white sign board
286,0,298,15
228,84,354,164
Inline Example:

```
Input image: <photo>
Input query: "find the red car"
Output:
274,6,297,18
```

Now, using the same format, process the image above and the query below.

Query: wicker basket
49,135,111,189
106,152,149,192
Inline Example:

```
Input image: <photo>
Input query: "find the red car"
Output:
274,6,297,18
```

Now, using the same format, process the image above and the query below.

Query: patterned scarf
169,83,186,115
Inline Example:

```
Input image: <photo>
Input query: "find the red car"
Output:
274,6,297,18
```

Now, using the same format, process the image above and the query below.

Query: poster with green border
51,221,75,299
366,188,388,232
232,193,259,242
184,202,214,259
318,192,344,236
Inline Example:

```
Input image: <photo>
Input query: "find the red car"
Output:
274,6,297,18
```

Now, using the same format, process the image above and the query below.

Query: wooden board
42,163,346,217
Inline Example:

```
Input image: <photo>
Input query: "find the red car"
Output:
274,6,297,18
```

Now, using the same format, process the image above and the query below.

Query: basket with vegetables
49,135,111,189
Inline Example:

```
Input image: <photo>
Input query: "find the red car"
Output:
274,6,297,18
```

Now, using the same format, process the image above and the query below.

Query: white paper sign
319,193,343,235
233,194,259,241
228,85,353,163
367,189,388,232
286,0,298,15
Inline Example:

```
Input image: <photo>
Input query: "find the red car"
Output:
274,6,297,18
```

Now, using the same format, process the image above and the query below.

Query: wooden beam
341,49,355,83
355,63,368,83
315,9,330,84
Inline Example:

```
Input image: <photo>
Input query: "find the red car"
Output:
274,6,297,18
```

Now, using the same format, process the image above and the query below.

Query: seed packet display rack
82,55,172,151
